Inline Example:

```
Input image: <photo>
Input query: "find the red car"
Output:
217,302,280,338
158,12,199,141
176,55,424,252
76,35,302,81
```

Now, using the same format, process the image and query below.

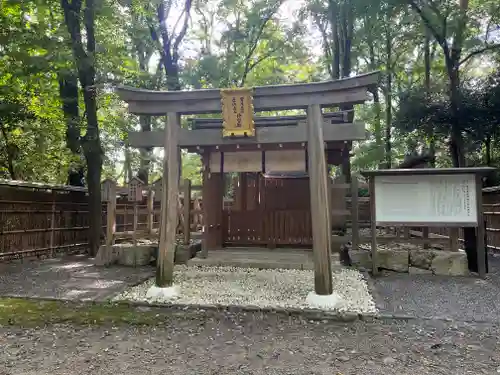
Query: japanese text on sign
220,88,255,137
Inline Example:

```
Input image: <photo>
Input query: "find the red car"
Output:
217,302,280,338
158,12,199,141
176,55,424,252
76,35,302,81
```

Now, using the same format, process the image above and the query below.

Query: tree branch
239,2,282,86
312,13,332,61
406,0,446,48
61,0,87,64
173,0,193,60
459,44,500,66
246,47,281,74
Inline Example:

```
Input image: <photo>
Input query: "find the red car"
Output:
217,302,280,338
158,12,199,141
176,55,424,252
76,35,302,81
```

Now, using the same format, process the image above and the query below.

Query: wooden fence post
132,201,138,245
200,154,210,259
106,193,117,264
422,227,429,248
182,179,192,245
49,193,57,257
96,179,117,266
369,176,379,276
476,174,486,278
449,228,459,252
147,188,154,235
351,177,359,250
128,177,143,246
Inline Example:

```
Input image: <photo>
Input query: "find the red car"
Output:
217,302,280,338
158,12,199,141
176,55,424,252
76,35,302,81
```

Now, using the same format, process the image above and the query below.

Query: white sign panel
374,174,477,225
209,151,262,173
265,150,306,172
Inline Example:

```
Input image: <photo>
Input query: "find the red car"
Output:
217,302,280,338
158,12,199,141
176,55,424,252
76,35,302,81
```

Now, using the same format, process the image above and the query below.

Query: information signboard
374,173,477,226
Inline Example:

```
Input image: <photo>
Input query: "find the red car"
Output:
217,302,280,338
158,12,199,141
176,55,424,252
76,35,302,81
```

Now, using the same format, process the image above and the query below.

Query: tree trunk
328,0,340,80
339,0,353,181
484,135,492,166
423,27,435,167
372,90,383,167
61,0,103,256
384,22,392,168
447,0,468,167
81,81,102,257
84,142,102,256
137,115,152,184
0,122,17,180
124,146,133,183
58,71,85,185
340,0,353,79
448,67,465,167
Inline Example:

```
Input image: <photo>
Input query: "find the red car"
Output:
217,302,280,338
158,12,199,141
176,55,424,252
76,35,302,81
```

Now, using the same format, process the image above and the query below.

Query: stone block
152,240,202,265
409,266,433,275
409,249,435,269
377,249,409,272
118,244,155,267
174,244,191,264
431,251,469,276
95,244,123,266
349,250,372,269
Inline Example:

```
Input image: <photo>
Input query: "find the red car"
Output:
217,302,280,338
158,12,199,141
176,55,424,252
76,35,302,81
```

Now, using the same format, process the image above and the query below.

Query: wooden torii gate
116,72,379,296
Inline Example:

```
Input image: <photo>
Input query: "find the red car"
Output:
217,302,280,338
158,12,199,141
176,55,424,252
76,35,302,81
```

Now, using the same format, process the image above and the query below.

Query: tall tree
61,0,103,255
407,0,500,166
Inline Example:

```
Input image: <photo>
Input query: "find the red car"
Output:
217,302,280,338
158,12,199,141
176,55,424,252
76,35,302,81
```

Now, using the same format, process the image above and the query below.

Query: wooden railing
105,180,203,244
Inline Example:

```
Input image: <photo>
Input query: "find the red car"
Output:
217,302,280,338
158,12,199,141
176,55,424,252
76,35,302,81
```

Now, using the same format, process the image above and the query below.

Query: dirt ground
1,311,499,375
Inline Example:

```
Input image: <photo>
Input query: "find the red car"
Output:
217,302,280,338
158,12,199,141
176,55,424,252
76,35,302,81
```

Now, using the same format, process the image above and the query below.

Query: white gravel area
113,265,377,314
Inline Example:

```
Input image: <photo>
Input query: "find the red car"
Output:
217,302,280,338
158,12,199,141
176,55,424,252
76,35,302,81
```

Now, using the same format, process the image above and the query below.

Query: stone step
187,250,340,271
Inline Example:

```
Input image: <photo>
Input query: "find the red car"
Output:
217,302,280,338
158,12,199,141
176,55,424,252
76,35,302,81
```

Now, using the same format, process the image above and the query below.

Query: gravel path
372,254,500,322
1,311,499,375
114,266,376,313
0,256,152,301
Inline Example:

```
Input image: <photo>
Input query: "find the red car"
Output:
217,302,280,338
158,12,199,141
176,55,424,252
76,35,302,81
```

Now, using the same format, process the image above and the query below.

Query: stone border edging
2,295,499,325
113,299,368,322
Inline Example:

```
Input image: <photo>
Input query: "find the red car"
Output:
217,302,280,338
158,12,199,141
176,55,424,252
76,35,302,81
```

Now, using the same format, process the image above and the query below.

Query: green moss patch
0,298,192,327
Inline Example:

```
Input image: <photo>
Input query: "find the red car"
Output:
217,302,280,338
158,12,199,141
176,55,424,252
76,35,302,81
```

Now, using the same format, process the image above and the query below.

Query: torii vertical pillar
307,104,333,295
156,112,180,287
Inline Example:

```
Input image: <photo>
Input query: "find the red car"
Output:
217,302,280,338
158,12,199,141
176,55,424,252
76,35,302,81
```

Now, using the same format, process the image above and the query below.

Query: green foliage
393,70,500,166
2,0,500,184
182,152,202,186
182,0,314,89
0,1,74,182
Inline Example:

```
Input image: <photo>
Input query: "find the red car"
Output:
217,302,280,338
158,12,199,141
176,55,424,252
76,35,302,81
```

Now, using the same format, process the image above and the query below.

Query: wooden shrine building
116,72,379,294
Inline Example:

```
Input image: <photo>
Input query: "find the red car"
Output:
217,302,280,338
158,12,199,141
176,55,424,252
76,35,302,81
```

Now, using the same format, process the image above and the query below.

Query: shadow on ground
0,255,153,301
371,254,500,322
2,253,500,323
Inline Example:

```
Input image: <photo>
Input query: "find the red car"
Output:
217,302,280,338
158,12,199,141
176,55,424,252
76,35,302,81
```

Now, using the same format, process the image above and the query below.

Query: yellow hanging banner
220,87,255,137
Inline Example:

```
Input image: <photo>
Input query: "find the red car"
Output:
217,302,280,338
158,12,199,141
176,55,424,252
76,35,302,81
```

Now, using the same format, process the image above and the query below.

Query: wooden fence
2,178,499,261
111,193,203,240
102,179,203,245
0,180,90,260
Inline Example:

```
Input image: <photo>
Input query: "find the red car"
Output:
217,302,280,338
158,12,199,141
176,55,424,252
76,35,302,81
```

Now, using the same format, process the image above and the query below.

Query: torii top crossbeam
115,72,379,115
116,72,380,149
